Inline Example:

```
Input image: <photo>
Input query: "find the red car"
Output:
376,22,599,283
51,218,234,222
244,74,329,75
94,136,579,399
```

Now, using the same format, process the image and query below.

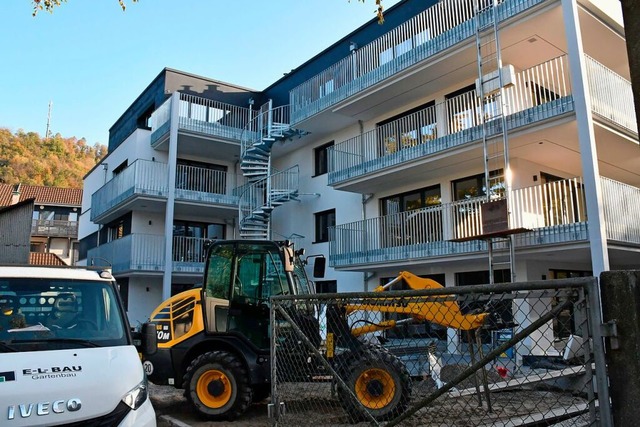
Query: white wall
126,276,164,327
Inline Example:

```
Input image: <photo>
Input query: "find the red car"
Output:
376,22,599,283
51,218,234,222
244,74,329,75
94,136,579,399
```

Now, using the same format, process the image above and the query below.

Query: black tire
252,383,271,403
337,345,412,422
183,351,252,421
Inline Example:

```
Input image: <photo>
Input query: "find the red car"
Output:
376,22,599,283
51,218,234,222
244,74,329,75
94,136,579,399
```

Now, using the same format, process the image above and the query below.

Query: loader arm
346,271,488,332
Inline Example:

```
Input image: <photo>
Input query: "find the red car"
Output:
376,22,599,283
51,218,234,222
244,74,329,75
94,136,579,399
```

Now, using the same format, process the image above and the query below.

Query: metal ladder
474,0,515,284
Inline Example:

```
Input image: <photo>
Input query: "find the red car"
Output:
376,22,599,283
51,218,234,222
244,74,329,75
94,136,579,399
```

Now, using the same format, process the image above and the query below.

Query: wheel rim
196,369,232,408
354,368,396,410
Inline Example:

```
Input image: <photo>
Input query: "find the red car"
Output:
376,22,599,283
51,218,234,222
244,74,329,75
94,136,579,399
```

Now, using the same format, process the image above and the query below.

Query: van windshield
0,278,128,352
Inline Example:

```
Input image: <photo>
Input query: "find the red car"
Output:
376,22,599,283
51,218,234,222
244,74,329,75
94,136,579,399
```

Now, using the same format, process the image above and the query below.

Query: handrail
241,103,291,157
327,55,571,178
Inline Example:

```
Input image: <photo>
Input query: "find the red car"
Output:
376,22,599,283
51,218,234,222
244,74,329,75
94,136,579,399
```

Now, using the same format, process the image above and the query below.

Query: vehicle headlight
121,376,148,410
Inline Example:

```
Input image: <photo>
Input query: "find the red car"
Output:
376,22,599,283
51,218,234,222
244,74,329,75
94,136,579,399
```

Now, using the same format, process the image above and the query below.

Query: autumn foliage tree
0,128,106,188
32,0,384,22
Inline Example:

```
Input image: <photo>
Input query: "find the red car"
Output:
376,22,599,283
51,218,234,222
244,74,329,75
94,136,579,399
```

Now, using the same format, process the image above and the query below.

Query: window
316,281,337,294
108,220,125,242
137,104,155,130
112,160,128,176
314,209,336,243
100,214,131,245
314,141,334,176
446,84,478,133
176,159,227,193
453,169,504,201
381,186,442,246
377,101,436,155
173,221,225,262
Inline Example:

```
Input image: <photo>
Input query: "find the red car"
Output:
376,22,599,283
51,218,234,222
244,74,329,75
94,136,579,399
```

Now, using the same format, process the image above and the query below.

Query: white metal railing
176,165,244,196
149,93,253,143
173,236,207,263
178,93,253,140
585,55,638,134
241,103,291,157
87,234,165,273
328,55,571,177
331,177,589,257
90,159,169,221
239,165,299,223
511,177,586,230
601,177,640,244
290,0,545,122
31,220,79,238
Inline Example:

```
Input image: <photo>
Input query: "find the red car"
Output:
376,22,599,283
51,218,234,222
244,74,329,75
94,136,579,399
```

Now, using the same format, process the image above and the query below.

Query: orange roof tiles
0,183,82,207
29,252,67,266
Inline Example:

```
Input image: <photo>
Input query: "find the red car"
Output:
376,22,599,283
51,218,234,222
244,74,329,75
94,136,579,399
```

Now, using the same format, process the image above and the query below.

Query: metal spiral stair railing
239,101,307,239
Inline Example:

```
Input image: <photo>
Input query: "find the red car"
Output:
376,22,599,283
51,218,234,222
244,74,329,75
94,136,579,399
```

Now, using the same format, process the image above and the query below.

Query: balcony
585,55,638,135
90,159,169,223
149,93,253,160
87,234,210,275
91,160,242,224
31,220,79,238
328,55,574,191
329,177,640,268
87,233,165,274
290,0,547,126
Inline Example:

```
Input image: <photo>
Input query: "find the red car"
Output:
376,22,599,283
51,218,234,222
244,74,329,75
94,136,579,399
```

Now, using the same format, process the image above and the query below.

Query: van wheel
183,351,252,421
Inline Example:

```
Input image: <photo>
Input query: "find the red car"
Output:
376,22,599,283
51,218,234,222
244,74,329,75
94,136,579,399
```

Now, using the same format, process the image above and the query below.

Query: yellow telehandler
140,240,488,421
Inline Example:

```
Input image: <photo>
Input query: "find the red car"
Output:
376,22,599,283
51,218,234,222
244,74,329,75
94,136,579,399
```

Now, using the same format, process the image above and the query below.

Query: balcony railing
90,159,169,221
175,164,243,205
329,177,635,267
290,0,546,123
328,55,573,184
87,234,212,275
150,93,253,144
87,234,165,274
91,160,244,221
31,220,79,238
601,178,640,244
585,55,638,134
172,236,207,274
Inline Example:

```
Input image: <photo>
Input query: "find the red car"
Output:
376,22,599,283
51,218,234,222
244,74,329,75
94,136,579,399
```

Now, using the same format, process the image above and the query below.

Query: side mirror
283,246,295,272
313,256,326,278
137,322,157,356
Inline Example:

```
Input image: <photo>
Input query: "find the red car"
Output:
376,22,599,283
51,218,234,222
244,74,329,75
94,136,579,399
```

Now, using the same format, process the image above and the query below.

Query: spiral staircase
239,100,307,239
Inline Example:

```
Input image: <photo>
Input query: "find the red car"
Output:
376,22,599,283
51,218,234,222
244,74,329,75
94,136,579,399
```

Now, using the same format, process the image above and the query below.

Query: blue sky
0,0,399,146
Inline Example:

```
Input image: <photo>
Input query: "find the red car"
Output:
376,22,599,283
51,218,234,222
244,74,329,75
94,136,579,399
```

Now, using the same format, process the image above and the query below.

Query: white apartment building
79,0,638,356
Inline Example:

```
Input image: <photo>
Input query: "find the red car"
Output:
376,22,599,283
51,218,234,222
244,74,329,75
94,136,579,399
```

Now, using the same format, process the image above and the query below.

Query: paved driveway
150,383,271,426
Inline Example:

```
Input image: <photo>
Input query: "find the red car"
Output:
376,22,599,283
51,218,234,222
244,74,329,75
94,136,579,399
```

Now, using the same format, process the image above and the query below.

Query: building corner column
162,92,180,301
561,0,609,275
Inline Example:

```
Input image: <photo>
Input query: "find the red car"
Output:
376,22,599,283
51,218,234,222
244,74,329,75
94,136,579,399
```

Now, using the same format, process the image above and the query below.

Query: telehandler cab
141,240,489,422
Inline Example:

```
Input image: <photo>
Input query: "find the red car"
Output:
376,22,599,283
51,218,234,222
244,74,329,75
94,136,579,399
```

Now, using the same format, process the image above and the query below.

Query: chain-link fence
270,276,610,426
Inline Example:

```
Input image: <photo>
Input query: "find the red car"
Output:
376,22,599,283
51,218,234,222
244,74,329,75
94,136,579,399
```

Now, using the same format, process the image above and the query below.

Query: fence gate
270,277,610,426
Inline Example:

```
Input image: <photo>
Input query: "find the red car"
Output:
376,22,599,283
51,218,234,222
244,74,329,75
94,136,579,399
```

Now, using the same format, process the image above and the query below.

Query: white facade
80,0,639,346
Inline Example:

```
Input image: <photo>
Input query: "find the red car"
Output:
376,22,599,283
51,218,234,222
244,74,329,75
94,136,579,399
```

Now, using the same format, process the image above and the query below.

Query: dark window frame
314,209,336,244
313,141,334,177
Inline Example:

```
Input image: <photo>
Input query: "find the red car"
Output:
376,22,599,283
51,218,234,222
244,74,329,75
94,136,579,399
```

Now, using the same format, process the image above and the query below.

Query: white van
0,266,156,426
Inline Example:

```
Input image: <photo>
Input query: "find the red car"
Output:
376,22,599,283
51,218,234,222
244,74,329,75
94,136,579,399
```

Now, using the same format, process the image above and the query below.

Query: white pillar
162,92,181,301
562,0,609,275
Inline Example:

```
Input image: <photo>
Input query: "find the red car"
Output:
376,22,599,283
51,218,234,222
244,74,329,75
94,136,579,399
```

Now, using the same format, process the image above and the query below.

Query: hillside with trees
0,127,107,188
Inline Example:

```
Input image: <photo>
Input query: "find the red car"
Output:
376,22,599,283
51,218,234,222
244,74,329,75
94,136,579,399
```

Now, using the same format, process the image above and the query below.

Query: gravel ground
149,365,591,426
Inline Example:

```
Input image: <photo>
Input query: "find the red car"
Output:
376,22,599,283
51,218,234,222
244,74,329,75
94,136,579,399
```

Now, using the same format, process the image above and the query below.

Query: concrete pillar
600,270,640,426
162,92,180,301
